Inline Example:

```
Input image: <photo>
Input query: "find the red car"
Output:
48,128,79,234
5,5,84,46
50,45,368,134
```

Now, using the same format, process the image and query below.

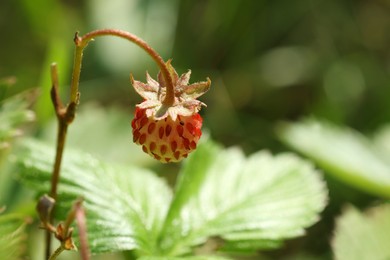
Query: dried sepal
131,73,159,100
178,77,211,100
177,70,191,86
131,60,210,162
131,60,210,120
55,223,77,251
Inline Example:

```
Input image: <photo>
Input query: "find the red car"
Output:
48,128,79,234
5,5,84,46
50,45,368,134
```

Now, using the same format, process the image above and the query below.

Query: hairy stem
50,120,68,200
46,64,69,259
46,29,172,259
48,245,65,260
74,200,90,260
45,230,52,260
71,29,175,106
69,38,84,104
49,63,68,202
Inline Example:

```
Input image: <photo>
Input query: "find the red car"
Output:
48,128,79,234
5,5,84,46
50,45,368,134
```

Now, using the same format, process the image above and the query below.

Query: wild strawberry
131,60,210,163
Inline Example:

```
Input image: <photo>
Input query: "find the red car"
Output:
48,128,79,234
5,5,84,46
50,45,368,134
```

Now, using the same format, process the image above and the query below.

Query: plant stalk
50,120,68,201
46,29,172,259
48,245,65,260
46,64,69,259
74,200,90,260
71,29,175,106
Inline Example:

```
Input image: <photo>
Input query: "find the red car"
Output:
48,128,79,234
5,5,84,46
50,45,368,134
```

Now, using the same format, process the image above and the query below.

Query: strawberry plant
4,1,390,259
0,29,328,259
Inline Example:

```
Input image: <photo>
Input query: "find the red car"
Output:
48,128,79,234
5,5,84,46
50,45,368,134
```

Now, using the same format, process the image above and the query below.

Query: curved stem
46,29,174,259
74,200,90,260
70,29,175,106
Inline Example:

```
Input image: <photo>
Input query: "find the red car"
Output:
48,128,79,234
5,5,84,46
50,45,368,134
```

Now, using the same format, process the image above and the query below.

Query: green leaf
0,90,35,152
159,141,327,256
0,90,36,206
0,213,29,260
332,204,390,260
220,239,282,254
373,124,390,161
139,256,231,260
16,139,172,255
277,118,390,198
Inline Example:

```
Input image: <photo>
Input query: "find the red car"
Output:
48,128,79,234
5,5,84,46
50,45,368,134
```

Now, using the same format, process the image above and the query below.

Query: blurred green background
3,0,390,147
2,0,390,259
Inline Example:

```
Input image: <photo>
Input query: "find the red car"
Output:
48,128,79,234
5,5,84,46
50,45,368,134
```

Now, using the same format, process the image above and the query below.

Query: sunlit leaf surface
17,139,172,255
0,90,35,153
278,119,390,198
0,90,35,206
0,213,28,260
159,141,327,255
139,256,231,260
332,204,390,260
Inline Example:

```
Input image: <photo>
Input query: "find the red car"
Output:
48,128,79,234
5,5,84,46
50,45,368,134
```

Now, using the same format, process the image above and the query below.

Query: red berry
131,60,210,163
132,107,203,163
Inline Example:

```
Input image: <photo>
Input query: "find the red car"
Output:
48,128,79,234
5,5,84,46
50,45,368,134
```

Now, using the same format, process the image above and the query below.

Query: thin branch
45,29,173,259
49,63,68,201
71,29,175,106
48,245,65,260
74,200,90,260
46,63,72,259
